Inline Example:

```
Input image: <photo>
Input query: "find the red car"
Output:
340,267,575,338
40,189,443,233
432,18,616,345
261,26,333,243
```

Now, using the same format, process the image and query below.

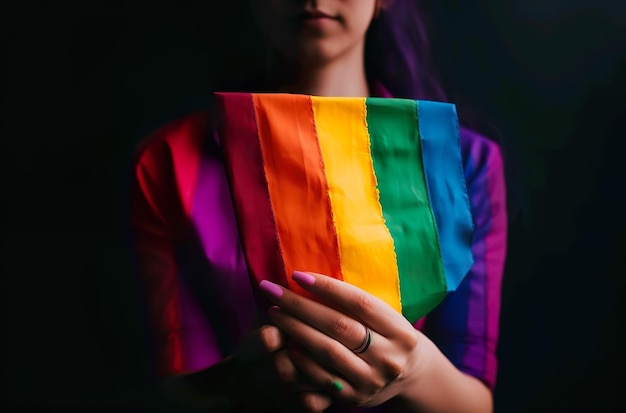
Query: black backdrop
2,1,625,412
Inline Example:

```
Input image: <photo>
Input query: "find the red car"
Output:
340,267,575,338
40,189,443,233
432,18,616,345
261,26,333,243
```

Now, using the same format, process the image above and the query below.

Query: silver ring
352,325,372,354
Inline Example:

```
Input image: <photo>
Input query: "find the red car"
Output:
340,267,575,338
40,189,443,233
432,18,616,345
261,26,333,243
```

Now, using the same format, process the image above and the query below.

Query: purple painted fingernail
292,271,316,286
259,280,283,299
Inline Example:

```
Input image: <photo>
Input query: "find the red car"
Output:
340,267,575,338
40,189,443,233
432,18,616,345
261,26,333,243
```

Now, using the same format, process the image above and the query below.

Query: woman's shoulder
132,109,214,220
133,109,213,169
459,126,505,182
458,126,507,219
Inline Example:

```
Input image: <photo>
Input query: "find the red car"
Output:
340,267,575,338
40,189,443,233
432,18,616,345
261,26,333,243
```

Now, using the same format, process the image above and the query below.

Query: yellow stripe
311,97,401,313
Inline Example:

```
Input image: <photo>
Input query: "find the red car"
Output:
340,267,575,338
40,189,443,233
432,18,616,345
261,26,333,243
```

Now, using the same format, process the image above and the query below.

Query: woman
131,0,507,412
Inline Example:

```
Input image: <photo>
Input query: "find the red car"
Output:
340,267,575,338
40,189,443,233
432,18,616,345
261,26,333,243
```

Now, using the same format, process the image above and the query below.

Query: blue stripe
417,100,474,291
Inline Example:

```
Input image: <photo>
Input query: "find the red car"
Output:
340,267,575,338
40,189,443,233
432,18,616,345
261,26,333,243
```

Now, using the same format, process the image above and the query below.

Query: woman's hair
366,0,447,101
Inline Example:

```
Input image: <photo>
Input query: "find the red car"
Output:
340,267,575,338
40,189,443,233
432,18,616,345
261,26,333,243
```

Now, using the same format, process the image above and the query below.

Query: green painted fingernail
331,380,343,392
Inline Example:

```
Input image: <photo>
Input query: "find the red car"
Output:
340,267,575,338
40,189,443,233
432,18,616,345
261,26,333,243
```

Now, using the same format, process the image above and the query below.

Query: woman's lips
290,10,338,29
303,10,334,19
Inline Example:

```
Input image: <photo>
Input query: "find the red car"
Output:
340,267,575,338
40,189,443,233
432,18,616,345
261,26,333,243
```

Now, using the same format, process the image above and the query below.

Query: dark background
1,1,625,412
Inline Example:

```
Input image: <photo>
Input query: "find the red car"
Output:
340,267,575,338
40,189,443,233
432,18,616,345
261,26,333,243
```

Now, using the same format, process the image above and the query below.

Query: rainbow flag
216,93,474,322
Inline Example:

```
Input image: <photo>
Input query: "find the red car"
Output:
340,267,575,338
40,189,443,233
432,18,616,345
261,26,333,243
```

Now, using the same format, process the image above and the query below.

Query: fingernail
259,280,283,299
292,271,316,286
267,306,283,320
331,381,343,392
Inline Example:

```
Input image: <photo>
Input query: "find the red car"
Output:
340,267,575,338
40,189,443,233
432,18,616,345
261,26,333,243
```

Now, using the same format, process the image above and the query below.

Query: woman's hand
258,271,430,408
232,325,333,412
162,325,332,413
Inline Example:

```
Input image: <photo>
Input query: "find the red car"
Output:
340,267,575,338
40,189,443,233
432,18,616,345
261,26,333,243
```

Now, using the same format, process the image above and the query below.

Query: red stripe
216,92,287,289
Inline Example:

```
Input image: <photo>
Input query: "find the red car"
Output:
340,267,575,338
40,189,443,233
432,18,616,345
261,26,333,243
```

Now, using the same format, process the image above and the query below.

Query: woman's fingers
274,343,334,412
258,272,413,343
291,271,411,337
268,306,377,390
296,391,334,413
236,327,335,412
236,325,287,362
255,272,427,409
273,348,299,385
259,324,288,352
257,272,421,407
259,279,371,351
289,346,386,408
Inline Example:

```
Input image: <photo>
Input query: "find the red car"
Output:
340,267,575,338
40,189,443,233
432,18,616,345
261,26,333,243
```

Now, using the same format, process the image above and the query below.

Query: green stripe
365,98,446,321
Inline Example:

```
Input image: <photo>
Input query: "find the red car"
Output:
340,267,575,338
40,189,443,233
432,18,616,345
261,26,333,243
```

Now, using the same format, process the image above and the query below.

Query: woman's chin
293,42,345,67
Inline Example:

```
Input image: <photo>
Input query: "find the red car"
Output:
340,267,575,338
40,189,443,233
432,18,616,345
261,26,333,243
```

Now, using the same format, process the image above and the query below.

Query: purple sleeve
421,127,508,390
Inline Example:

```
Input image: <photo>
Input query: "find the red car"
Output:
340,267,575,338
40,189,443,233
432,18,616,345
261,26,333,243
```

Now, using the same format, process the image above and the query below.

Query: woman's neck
278,46,370,97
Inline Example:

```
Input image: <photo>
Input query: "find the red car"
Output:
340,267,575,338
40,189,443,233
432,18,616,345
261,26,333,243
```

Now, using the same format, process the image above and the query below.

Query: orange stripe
253,94,343,295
